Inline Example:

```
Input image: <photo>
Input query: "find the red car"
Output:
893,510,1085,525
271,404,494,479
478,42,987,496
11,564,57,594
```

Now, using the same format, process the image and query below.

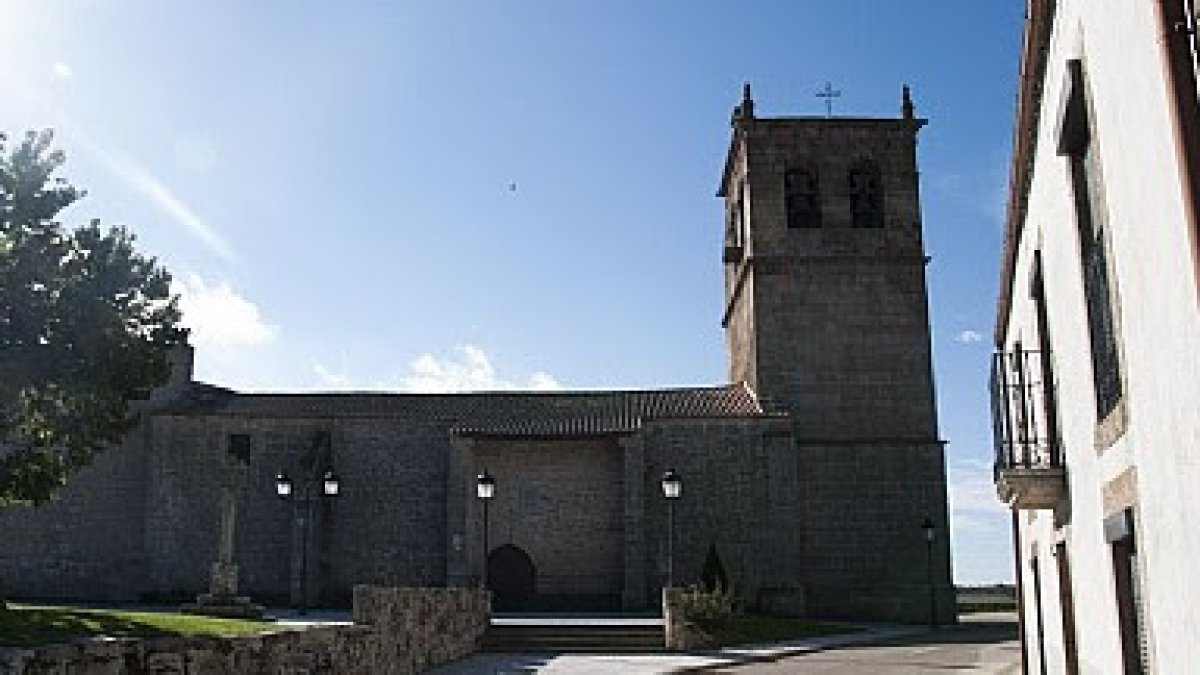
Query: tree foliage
0,130,185,505
701,543,729,592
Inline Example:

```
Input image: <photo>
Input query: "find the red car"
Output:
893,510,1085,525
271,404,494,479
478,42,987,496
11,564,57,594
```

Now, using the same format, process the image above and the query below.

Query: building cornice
996,0,1058,345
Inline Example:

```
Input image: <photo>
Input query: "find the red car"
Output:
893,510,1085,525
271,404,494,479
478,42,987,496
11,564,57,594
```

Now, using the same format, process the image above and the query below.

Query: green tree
0,129,185,507
701,543,729,592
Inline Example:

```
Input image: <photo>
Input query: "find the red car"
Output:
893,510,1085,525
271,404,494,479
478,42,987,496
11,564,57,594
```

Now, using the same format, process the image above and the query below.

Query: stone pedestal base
208,561,239,598
181,594,265,619
662,587,689,651
181,561,264,618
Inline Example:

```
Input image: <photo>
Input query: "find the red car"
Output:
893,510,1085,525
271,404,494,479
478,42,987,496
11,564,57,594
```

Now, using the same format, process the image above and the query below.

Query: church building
0,87,954,622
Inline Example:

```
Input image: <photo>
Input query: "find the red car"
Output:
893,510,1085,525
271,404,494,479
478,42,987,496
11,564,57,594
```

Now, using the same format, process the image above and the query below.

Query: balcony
991,349,1066,510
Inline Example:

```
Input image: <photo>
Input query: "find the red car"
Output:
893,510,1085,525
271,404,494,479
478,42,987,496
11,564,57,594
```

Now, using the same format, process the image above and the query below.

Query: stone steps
482,620,665,653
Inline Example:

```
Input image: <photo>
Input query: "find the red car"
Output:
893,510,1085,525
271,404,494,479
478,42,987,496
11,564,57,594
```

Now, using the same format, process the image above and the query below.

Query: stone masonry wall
755,259,939,439
0,425,151,601
729,118,938,439
144,415,452,605
718,113,953,622
0,411,455,605
797,441,955,622
351,585,489,672
471,438,624,604
641,417,802,610
644,419,953,623
0,586,488,675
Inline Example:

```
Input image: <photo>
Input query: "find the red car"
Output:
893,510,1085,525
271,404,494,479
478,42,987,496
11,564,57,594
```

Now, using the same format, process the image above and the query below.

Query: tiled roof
159,382,767,436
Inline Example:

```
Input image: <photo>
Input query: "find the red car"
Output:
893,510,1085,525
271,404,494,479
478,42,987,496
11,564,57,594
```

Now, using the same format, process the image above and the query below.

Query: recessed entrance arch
487,544,536,612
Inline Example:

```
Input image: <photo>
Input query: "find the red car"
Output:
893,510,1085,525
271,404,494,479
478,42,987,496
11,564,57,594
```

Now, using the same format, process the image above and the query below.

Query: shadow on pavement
429,653,557,674
685,616,1018,672
854,619,1017,649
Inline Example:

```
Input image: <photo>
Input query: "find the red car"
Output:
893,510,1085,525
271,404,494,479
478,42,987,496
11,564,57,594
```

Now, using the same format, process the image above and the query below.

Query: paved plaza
708,614,1019,674
429,613,1019,674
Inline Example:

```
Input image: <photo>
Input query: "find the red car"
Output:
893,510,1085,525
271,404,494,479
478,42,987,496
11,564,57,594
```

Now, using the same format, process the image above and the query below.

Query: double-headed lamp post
275,470,340,614
476,470,495,588
922,517,937,628
661,469,682,588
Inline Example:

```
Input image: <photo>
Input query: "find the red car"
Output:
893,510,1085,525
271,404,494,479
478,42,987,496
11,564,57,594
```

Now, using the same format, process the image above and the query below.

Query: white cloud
52,62,72,79
312,363,353,389
527,371,562,391
174,275,278,348
302,344,562,393
947,459,1007,534
955,329,984,344
399,344,562,393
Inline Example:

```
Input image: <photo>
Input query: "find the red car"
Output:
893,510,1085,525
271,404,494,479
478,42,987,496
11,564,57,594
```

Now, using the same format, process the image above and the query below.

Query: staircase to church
481,617,665,653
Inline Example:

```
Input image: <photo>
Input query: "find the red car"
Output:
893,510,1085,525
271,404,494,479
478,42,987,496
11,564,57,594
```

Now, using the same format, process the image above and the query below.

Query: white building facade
993,1,1200,673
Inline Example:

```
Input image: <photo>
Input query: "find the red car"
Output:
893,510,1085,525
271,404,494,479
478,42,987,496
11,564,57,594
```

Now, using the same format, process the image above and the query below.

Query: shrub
680,584,736,641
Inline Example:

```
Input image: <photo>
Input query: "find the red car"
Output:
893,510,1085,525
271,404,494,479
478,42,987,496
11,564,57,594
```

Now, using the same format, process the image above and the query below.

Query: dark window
228,433,252,464
728,193,742,245
724,181,746,263
736,180,747,245
1031,252,1061,464
1055,543,1080,675
1031,555,1049,675
848,160,884,229
1059,59,1123,420
1107,510,1148,674
784,167,821,229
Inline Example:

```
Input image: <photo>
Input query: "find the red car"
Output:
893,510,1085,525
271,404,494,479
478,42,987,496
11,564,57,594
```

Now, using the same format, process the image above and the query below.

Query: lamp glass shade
661,469,682,499
322,471,340,497
275,472,293,498
476,471,495,500
922,517,935,541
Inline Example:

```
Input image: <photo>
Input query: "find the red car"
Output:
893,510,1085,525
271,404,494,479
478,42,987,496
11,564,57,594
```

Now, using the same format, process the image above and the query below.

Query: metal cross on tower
816,81,842,117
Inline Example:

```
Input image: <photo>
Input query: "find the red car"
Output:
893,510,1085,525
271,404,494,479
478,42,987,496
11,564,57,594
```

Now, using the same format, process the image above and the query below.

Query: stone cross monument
182,434,264,618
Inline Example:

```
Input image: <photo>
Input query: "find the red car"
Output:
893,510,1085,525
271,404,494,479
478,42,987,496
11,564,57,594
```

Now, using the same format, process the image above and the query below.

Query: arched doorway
487,544,536,612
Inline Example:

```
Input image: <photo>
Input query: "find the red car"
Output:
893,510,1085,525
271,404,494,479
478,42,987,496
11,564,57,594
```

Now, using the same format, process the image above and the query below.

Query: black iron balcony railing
991,349,1066,509
991,349,1060,471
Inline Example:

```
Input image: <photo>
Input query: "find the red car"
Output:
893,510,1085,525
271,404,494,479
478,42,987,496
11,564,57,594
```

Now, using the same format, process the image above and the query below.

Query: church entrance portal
487,545,536,612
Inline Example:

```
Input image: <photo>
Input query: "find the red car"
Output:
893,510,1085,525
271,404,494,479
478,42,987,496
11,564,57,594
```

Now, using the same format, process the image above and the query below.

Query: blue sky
1,1,1024,584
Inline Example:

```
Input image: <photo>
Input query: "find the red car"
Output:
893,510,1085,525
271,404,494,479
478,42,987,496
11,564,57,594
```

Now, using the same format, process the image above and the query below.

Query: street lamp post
476,470,495,588
661,469,681,588
922,517,937,628
276,470,340,615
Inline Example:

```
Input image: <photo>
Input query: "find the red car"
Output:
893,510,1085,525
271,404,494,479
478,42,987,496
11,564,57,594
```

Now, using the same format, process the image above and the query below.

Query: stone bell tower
718,84,954,620
719,83,938,442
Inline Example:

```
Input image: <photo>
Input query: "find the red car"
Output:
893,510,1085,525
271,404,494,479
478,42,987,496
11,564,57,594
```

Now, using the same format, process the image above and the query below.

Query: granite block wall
796,441,955,622
642,419,953,622
640,418,802,610
471,438,624,604
143,416,453,605
752,260,938,439
0,425,151,601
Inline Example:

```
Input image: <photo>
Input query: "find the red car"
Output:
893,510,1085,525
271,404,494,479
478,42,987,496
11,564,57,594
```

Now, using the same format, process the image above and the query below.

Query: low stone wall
0,586,489,674
352,586,490,673
662,587,706,651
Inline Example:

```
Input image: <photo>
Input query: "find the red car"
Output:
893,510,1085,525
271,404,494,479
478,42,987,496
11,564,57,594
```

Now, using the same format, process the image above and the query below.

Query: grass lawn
0,604,277,648
711,614,856,647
